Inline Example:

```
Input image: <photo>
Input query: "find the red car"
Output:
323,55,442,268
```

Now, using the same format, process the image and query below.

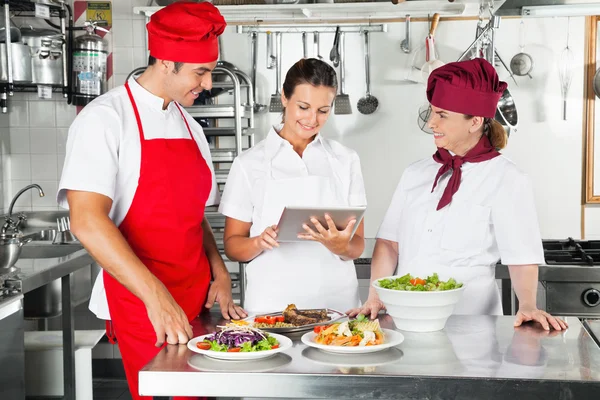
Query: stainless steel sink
20,228,82,259
23,228,57,242
20,244,83,259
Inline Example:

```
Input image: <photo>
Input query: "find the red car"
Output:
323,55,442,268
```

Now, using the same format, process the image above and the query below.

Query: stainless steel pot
0,43,33,83
20,27,64,86
0,233,32,271
495,88,518,134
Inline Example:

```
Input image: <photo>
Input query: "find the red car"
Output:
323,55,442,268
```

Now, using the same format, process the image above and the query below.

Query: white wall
219,16,586,239
0,1,592,242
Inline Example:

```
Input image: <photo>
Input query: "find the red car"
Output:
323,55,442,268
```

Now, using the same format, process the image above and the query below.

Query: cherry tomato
227,347,242,352
410,278,426,286
271,344,279,349
196,342,211,350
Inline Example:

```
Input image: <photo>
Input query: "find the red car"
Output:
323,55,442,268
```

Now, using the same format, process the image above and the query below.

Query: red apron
104,81,212,400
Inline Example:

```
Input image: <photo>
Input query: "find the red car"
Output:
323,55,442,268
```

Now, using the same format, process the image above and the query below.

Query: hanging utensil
509,21,533,79
417,102,434,134
314,31,323,60
302,32,308,58
266,31,276,69
421,13,444,82
330,26,341,68
250,32,266,114
357,31,378,115
400,15,411,54
559,18,574,121
269,32,283,113
334,32,351,115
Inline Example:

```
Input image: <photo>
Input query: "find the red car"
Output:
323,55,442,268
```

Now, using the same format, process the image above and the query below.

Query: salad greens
378,273,463,292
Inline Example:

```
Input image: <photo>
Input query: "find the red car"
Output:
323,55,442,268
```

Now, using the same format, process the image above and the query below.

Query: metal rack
198,63,255,259
0,0,70,112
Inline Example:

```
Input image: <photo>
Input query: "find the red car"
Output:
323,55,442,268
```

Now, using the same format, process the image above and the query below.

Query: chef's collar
264,124,331,160
127,77,175,113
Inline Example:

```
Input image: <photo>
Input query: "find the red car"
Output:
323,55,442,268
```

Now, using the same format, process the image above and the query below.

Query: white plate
301,328,404,354
187,332,293,361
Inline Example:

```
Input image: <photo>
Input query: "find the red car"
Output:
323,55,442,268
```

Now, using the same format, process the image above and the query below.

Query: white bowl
373,276,466,333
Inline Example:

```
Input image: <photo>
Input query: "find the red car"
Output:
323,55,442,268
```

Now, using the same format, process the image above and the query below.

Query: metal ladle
357,31,378,115
400,15,411,53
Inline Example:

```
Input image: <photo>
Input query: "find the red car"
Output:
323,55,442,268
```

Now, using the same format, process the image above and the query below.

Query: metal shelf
215,170,229,184
211,149,237,163
134,2,473,22
186,104,253,119
203,127,253,137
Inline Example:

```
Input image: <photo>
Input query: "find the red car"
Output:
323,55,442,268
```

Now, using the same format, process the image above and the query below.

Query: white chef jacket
219,125,367,236
377,155,544,315
57,77,219,319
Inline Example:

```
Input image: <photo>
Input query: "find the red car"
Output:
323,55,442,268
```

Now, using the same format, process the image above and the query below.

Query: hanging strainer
417,103,434,134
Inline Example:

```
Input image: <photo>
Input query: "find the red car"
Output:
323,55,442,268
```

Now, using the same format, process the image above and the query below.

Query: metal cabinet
0,295,25,400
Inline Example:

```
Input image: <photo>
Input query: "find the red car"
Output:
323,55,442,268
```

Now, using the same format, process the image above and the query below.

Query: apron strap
105,320,117,345
124,81,145,143
174,102,194,139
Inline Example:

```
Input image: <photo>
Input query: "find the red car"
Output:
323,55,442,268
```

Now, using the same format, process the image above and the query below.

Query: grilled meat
283,304,331,326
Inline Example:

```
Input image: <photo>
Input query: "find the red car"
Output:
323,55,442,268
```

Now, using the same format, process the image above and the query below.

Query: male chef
58,2,246,398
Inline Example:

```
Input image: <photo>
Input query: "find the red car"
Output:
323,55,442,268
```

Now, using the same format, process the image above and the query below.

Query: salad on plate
195,324,280,353
377,273,463,292
313,315,384,347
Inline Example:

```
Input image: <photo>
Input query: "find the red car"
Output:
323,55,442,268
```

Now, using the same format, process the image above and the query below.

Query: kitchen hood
495,0,600,17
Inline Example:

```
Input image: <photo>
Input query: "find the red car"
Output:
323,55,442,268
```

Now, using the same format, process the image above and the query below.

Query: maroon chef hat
147,1,226,64
426,58,507,118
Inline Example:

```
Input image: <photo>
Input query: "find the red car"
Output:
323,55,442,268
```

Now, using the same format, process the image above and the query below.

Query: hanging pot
495,88,518,137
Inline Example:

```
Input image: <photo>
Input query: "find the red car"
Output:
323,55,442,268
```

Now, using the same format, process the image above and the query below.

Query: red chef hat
147,1,226,64
426,58,507,118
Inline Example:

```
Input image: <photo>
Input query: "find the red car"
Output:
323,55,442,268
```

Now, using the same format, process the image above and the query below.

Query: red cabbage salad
199,325,280,352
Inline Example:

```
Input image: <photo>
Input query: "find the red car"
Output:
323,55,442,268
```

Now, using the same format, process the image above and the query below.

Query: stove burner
543,237,600,266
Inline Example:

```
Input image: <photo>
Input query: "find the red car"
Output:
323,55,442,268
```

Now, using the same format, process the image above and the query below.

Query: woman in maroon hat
349,58,567,331
58,2,245,399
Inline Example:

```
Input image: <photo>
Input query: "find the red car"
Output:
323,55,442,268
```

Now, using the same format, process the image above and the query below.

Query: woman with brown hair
349,58,566,331
219,58,367,313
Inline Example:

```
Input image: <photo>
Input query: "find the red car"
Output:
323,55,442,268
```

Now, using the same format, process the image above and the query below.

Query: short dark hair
281,58,337,118
148,55,184,73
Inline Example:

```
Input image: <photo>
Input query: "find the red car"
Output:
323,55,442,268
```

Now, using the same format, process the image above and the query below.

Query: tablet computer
275,206,366,242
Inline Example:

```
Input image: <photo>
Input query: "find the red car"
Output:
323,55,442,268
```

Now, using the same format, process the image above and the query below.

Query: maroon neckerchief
431,135,500,210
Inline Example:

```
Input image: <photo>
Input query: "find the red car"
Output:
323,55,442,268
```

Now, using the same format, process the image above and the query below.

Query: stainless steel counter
586,319,600,347
13,248,93,293
139,313,600,399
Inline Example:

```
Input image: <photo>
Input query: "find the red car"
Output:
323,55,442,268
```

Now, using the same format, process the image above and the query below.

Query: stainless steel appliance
541,238,600,318
20,27,64,86
497,238,600,318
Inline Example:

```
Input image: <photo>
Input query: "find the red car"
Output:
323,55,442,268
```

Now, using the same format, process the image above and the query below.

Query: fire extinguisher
71,22,108,106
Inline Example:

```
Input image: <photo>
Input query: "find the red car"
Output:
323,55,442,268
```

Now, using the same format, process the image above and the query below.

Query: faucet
2,184,45,234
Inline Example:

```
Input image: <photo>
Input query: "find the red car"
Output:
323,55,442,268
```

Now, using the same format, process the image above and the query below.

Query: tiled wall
3,93,75,212
0,0,149,214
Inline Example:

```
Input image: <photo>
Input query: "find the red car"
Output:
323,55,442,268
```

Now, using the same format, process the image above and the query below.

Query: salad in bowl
374,273,465,333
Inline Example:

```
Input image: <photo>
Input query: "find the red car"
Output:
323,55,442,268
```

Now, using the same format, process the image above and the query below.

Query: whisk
559,18,574,121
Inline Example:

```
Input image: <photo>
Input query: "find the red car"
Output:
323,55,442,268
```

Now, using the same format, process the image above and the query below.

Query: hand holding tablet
275,206,366,243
